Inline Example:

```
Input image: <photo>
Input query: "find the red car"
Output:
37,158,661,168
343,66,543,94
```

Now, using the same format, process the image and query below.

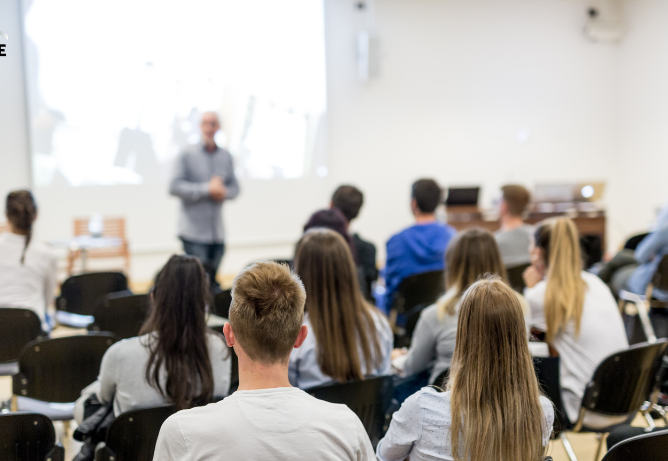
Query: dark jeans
181,238,225,289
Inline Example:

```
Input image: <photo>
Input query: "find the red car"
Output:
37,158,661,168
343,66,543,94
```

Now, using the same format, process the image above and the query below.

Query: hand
391,348,408,361
208,176,227,201
523,265,543,289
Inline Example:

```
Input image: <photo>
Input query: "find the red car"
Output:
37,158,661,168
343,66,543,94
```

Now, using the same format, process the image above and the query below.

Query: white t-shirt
153,386,374,461
0,233,57,331
525,271,628,422
376,387,554,461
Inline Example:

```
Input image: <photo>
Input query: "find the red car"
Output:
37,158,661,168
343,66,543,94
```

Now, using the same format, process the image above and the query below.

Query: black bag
73,394,114,461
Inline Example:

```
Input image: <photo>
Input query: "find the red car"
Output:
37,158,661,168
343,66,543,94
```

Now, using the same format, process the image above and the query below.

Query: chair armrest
94,443,115,461
46,444,65,461
619,290,646,303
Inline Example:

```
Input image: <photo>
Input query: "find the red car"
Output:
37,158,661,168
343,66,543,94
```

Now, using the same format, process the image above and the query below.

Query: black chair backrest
0,308,43,363
582,340,668,421
506,263,531,293
623,233,649,251
306,375,393,446
651,255,668,292
602,430,668,461
57,272,128,316
533,356,571,435
89,294,150,339
96,405,176,461
0,412,64,461
391,270,445,315
13,333,118,403
213,289,232,319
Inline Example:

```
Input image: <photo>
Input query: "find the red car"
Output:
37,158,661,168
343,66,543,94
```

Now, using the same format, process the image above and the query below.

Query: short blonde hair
229,261,306,364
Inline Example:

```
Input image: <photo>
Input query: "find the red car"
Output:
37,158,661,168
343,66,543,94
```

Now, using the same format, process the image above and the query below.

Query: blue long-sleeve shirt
169,143,240,244
383,222,457,311
627,222,668,300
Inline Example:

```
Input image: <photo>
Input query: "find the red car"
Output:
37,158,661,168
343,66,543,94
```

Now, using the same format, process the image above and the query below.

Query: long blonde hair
447,277,549,461
437,228,507,318
534,217,587,343
293,228,382,382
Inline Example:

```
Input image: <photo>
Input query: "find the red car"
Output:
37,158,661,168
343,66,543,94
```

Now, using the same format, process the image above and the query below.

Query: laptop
445,187,480,207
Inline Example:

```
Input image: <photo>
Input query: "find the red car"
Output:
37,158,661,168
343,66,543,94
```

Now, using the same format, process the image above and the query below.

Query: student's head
500,184,531,218
438,228,507,317
532,217,586,342
294,228,381,382
200,111,220,142
303,208,357,262
331,185,364,223
447,277,548,461
411,179,442,216
226,261,307,365
140,254,215,410
5,190,38,264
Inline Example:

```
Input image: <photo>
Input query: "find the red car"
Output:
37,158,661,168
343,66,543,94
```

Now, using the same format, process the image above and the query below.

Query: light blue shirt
289,309,393,389
376,387,554,461
628,223,668,300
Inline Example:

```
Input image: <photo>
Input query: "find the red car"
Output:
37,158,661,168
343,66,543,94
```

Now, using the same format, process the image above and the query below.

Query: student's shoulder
30,241,58,262
105,335,149,360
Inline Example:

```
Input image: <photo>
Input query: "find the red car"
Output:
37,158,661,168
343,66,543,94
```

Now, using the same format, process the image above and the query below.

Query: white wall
326,0,621,259
0,0,31,200
2,0,667,283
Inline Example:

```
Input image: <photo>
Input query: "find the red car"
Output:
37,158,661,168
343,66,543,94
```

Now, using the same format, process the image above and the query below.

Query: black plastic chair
393,303,428,348
306,375,394,447
0,308,44,373
390,270,445,329
623,233,649,251
546,341,668,461
94,404,176,461
602,429,668,461
12,333,118,420
0,412,65,461
56,272,129,326
88,294,150,339
506,263,531,293
212,289,232,319
533,356,570,437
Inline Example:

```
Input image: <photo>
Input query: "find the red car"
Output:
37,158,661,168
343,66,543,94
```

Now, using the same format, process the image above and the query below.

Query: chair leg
594,433,607,461
560,433,578,461
635,299,657,343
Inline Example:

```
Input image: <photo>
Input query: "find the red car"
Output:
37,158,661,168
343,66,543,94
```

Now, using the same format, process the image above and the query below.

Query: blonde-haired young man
154,261,374,461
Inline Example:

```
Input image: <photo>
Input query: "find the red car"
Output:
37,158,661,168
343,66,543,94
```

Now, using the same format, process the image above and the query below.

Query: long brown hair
139,255,215,410
448,277,549,461
5,190,38,264
293,228,382,382
438,228,507,318
534,217,587,343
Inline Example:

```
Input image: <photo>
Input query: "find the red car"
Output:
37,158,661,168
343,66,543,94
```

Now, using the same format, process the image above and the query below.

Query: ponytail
5,190,38,265
534,217,587,343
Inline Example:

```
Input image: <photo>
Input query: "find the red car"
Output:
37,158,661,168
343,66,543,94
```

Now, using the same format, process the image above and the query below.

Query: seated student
384,179,456,311
154,261,374,460
524,217,628,423
76,255,231,420
303,208,358,260
494,184,533,268
393,228,524,384
331,185,379,300
377,277,554,461
289,229,393,389
598,221,668,301
0,190,57,331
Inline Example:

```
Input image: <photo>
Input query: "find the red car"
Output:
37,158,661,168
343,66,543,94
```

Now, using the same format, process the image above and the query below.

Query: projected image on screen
22,0,327,187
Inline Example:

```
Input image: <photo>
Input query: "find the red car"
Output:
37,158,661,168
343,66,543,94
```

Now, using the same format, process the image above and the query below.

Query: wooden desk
446,206,606,262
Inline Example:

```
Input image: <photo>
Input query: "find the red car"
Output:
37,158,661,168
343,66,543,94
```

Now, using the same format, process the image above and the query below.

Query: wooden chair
67,217,130,275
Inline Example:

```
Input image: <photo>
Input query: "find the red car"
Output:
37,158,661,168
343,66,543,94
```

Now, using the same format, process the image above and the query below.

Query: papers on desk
529,342,550,357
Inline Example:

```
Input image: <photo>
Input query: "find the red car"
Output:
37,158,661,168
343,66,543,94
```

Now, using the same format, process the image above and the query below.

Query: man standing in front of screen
169,111,239,291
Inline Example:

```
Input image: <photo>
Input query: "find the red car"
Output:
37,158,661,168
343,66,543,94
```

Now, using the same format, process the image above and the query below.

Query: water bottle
89,213,103,238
